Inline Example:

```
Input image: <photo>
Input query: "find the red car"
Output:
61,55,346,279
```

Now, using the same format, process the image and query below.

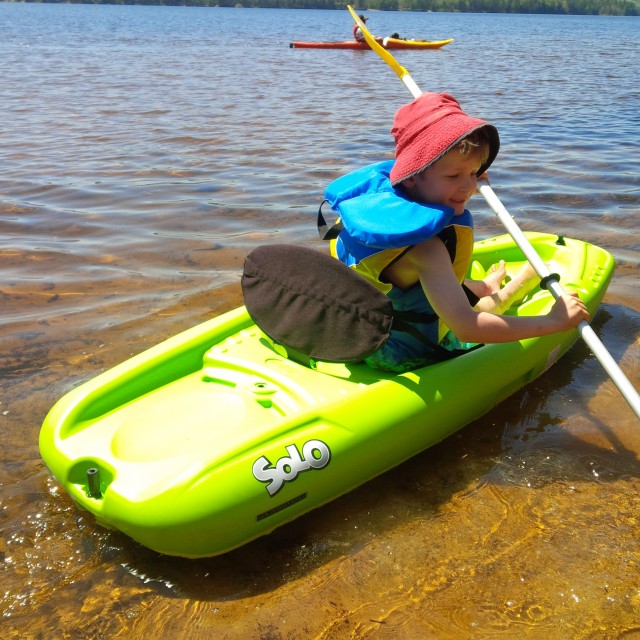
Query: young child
324,92,589,372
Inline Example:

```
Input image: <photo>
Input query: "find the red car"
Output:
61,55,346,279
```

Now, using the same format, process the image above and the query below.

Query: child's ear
402,176,416,188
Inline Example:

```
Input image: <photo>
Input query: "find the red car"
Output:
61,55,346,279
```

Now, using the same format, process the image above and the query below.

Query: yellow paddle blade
347,5,422,98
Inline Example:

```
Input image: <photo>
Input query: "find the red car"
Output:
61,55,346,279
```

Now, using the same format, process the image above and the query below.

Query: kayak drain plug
251,381,277,409
86,467,102,499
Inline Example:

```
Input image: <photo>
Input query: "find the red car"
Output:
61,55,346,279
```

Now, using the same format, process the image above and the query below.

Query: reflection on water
1,4,640,639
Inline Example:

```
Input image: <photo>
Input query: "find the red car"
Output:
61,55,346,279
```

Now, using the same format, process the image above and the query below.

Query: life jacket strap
391,313,483,361
317,200,343,240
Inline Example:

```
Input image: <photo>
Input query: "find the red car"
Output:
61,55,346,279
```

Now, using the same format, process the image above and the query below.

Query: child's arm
407,237,589,344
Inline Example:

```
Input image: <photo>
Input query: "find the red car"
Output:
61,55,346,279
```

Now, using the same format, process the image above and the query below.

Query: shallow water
1,5,639,638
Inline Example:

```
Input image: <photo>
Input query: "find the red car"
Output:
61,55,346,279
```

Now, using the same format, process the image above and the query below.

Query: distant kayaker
353,14,406,42
353,14,404,44
353,14,369,42
324,93,590,372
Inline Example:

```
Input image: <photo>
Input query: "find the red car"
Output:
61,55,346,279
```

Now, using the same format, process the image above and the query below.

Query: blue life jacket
320,160,474,292
318,161,478,361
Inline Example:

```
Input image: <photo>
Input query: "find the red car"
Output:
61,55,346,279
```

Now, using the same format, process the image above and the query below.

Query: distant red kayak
290,37,454,50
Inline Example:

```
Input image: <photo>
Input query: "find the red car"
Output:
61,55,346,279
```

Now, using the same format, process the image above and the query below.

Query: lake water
1,3,639,638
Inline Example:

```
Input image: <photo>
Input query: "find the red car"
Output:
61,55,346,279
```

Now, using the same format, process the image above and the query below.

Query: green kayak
39,232,614,558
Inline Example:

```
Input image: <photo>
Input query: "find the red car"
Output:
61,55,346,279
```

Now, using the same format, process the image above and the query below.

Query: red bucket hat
390,92,500,186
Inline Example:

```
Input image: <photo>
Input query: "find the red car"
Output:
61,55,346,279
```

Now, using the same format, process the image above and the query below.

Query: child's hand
465,261,506,299
549,292,590,330
482,260,506,295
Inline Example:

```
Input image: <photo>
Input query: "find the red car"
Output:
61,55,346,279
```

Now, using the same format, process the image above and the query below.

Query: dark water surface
2,4,639,638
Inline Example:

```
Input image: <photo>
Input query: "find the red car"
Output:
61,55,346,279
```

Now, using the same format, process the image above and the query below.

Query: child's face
402,147,485,216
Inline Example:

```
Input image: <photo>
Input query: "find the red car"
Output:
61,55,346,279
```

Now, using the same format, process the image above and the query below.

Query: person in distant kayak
353,14,403,44
353,14,369,42
324,92,590,372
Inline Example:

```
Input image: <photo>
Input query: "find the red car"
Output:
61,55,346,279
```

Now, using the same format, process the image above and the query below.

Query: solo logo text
252,440,331,496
